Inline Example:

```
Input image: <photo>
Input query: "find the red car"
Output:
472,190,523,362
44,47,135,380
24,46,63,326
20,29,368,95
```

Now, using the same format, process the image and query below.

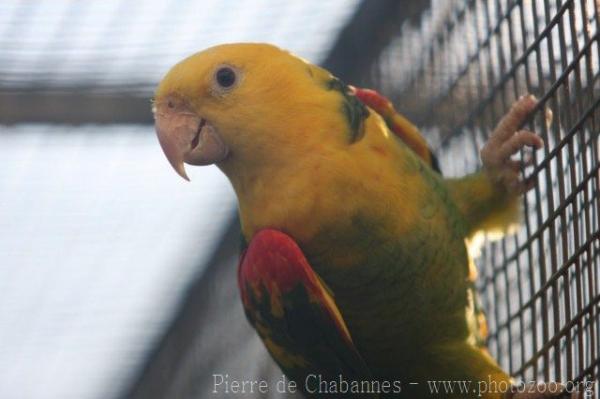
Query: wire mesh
369,0,599,388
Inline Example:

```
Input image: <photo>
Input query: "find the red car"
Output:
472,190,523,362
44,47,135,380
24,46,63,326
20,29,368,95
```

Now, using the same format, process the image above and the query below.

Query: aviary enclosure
0,0,598,397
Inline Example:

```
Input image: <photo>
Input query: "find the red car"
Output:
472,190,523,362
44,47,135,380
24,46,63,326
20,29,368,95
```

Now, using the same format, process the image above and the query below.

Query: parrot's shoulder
238,229,373,393
353,87,441,173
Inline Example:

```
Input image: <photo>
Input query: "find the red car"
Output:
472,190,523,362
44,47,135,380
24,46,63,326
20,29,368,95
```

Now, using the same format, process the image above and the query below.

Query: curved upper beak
153,95,229,181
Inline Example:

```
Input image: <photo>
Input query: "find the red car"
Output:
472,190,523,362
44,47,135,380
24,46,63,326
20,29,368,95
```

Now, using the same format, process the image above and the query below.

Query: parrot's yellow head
153,43,369,181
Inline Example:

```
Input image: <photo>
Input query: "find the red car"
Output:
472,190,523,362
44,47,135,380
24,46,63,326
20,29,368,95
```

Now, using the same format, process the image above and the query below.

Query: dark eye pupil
216,67,236,88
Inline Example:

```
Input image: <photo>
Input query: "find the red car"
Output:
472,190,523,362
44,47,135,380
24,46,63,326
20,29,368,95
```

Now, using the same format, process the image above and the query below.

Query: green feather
327,78,369,143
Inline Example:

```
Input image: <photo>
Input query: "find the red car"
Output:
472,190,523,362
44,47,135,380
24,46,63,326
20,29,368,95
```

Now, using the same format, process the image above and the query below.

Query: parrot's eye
215,67,237,89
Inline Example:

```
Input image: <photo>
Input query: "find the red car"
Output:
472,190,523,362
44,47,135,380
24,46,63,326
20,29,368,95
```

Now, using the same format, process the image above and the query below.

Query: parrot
153,43,555,398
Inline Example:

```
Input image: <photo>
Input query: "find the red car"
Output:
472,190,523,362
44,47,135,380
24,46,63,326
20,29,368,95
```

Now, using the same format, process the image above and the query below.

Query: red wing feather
238,229,373,396
352,86,441,173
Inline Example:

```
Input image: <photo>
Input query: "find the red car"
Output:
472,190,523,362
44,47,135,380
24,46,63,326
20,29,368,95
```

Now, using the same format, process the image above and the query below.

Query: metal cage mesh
369,0,599,387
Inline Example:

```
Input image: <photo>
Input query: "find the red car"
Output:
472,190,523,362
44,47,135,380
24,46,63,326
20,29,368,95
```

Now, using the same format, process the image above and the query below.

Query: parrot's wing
352,87,441,173
238,229,373,395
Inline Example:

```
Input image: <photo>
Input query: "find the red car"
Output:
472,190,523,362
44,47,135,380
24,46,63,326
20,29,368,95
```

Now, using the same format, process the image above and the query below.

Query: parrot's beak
153,95,229,181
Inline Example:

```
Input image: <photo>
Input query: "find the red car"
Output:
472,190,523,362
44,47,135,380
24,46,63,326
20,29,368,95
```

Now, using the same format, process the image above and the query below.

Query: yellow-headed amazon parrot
152,43,560,398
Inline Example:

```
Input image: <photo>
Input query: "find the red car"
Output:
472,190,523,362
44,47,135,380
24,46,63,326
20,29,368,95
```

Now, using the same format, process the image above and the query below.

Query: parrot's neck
220,154,331,243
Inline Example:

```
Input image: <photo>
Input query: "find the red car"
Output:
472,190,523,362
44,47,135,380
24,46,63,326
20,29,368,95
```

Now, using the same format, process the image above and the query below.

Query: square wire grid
369,0,599,387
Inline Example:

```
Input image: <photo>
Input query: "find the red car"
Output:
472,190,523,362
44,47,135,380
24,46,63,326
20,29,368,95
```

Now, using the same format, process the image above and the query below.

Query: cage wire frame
363,0,600,389
4,0,598,396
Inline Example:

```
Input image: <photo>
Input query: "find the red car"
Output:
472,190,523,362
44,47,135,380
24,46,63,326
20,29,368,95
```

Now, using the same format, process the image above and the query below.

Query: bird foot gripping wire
480,95,546,195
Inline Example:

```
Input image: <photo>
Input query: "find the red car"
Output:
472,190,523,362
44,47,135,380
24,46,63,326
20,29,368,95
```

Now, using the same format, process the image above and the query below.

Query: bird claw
480,95,545,195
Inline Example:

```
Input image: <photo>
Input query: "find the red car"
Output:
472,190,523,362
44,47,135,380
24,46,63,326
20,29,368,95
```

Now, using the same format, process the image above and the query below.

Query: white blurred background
0,1,360,398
